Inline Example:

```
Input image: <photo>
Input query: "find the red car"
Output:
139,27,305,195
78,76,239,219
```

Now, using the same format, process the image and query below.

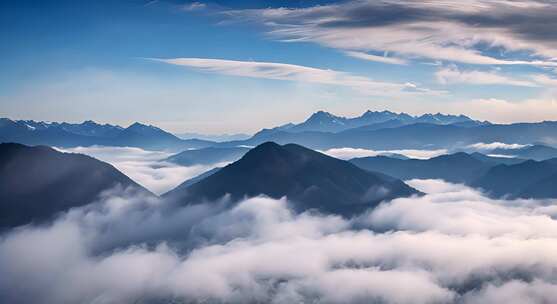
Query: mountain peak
0,143,152,228
250,141,282,151
126,122,163,132
314,110,333,116
165,142,419,216
128,122,148,128
81,120,99,126
362,110,396,116
275,110,483,134
307,110,341,121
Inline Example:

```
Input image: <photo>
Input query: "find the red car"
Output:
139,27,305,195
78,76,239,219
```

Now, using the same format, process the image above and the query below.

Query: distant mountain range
220,121,557,151
164,142,420,216
349,152,557,199
176,132,251,142
349,152,523,184
0,143,152,229
0,118,214,151
166,146,250,166
268,110,489,133
489,144,557,161
5,112,557,153
472,159,557,199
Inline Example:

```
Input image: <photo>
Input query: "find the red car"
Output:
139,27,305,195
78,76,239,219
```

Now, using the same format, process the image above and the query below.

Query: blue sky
2,0,557,134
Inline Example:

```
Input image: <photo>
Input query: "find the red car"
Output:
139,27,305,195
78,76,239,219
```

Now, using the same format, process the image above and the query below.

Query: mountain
269,110,487,134
164,142,420,216
169,167,221,189
112,122,209,151
490,144,557,161
0,143,152,229
415,113,475,125
0,118,215,151
472,159,557,199
286,111,351,133
348,119,410,132
166,147,250,166
468,152,526,166
349,152,497,184
350,152,557,199
519,172,557,199
219,121,557,151
176,132,251,142
21,119,124,137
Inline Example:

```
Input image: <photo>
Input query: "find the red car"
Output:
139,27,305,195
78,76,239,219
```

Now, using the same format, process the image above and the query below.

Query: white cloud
436,65,538,87
323,147,448,160
466,142,529,150
156,57,444,97
530,74,557,87
179,2,207,11
446,97,557,124
365,179,557,238
344,51,408,65
462,280,557,304
3,180,557,303
224,0,557,66
57,146,223,195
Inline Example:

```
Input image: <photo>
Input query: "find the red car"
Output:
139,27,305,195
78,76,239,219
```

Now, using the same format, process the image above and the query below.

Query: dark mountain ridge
166,146,250,166
472,159,557,199
0,143,153,229
164,142,420,216
490,144,557,161
350,152,496,184
350,152,557,200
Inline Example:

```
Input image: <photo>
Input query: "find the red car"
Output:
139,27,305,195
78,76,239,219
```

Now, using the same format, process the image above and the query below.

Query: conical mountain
164,142,419,216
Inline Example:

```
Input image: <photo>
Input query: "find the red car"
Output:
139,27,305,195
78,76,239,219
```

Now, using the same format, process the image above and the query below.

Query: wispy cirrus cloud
180,1,206,11
222,0,557,66
156,57,444,97
344,51,408,65
446,97,557,124
436,65,538,87
530,74,557,87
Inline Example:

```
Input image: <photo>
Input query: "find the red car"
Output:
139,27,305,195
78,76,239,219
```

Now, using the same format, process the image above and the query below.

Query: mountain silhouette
472,159,557,198
490,144,557,161
0,118,214,151
166,146,249,166
272,110,483,133
0,143,152,229
349,152,495,184
164,142,419,216
219,121,557,151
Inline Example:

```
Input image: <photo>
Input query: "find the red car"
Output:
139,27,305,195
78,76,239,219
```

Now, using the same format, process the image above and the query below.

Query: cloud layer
57,146,223,195
2,179,557,303
323,147,448,160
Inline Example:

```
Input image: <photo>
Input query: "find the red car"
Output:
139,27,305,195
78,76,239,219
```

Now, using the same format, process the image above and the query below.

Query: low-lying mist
1,180,557,303
322,147,449,160
57,146,225,195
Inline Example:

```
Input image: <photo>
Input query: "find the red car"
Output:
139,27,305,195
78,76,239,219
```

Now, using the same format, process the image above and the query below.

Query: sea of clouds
56,146,226,195
2,179,557,303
